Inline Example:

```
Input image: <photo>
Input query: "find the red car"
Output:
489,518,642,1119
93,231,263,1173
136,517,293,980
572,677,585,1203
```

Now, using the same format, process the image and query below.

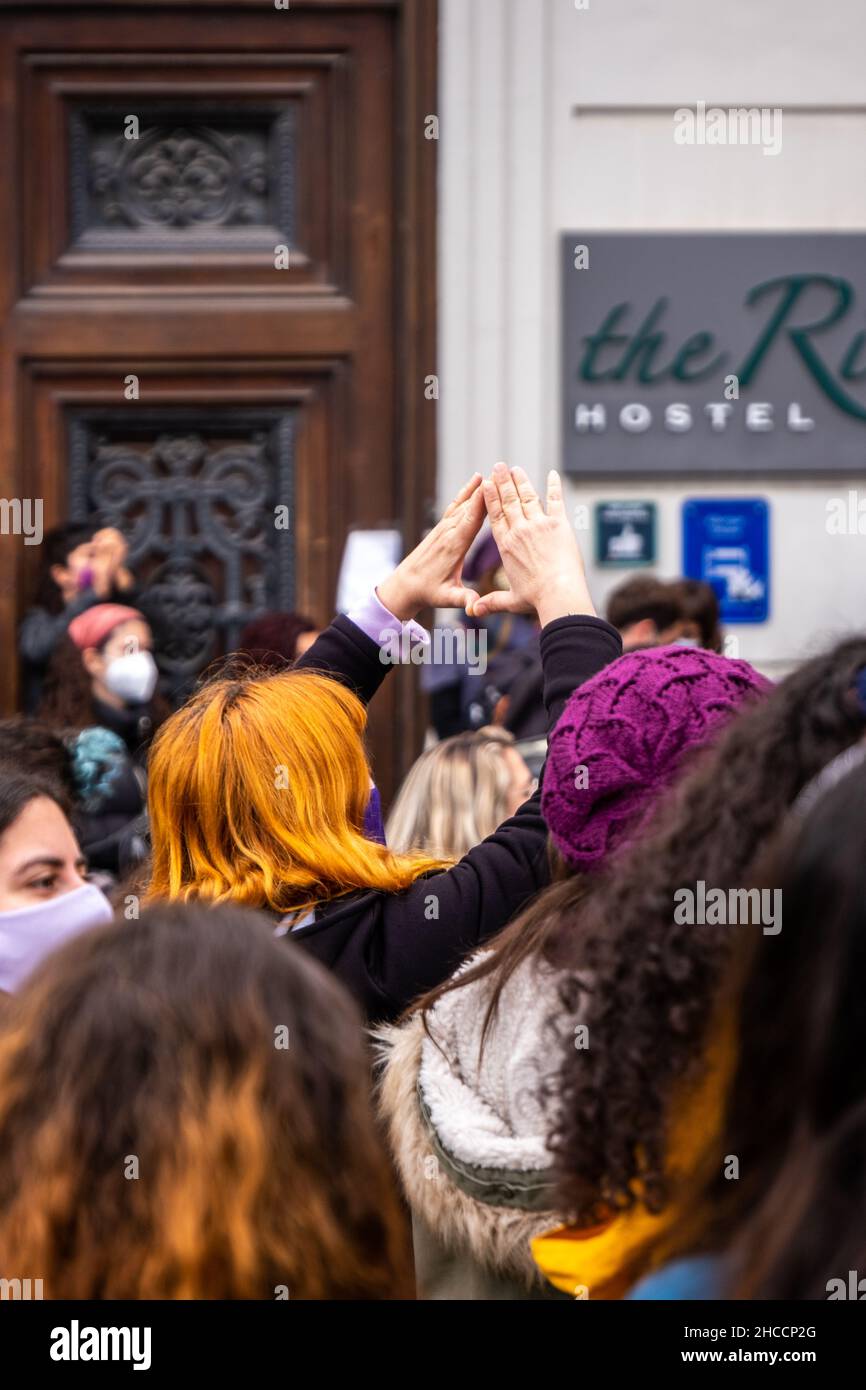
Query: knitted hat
68,604,143,651
542,645,772,872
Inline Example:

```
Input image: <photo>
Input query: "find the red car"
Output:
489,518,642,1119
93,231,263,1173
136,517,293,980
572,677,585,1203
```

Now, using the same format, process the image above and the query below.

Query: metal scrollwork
68,417,296,700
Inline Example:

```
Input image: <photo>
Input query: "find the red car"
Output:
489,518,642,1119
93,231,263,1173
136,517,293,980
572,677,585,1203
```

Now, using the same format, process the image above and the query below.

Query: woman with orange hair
145,466,622,1021
0,900,411,1298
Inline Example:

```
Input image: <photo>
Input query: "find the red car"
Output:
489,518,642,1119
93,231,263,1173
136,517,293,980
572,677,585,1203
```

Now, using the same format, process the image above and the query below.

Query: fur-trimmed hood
374,954,576,1291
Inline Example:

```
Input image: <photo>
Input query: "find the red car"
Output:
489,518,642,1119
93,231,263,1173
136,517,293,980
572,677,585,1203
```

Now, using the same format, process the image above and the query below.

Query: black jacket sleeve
294,613,623,1021
19,593,104,666
293,613,391,707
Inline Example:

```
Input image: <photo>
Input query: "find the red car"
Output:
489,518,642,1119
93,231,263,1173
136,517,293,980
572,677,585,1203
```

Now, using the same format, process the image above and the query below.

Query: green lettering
840,330,866,382
739,274,866,421
670,330,726,382
579,303,631,381
611,298,670,384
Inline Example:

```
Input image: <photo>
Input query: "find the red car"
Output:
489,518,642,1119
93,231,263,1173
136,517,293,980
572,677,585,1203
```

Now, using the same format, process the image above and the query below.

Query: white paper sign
336,529,403,614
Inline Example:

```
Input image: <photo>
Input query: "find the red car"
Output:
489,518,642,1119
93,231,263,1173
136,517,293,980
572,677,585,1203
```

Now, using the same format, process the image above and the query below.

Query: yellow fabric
531,1026,734,1300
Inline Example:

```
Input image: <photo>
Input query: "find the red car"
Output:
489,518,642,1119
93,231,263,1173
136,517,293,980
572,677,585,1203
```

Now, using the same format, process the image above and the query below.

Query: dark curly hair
643,754,866,1297
721,757,866,1298
549,636,866,1223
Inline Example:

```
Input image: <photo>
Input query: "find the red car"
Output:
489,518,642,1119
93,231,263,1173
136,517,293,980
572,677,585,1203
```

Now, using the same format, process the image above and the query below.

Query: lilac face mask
363,785,386,845
0,882,113,994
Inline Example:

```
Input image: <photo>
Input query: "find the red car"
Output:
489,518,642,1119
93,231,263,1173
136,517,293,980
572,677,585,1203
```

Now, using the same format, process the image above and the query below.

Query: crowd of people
0,463,864,1300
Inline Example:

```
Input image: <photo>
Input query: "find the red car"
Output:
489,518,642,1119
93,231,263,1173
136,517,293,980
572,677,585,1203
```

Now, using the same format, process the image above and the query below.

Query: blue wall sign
682,498,770,624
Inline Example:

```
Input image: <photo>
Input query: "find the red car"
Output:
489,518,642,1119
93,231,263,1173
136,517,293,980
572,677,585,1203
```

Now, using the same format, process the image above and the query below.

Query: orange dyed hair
145,668,446,914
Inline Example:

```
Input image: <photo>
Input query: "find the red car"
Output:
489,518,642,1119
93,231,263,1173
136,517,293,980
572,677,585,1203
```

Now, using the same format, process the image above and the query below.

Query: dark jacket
89,697,156,768
19,582,143,713
292,610,621,1023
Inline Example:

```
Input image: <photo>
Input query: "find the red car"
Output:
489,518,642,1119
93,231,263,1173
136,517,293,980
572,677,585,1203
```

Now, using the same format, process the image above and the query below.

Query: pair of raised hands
377,464,596,630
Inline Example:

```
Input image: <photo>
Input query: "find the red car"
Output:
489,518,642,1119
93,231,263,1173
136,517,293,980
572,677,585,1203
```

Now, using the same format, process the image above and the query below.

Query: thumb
467,588,513,618
439,584,479,610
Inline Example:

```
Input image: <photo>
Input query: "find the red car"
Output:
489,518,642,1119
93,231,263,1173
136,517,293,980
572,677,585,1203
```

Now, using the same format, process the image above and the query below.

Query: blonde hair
386,727,523,861
145,668,445,915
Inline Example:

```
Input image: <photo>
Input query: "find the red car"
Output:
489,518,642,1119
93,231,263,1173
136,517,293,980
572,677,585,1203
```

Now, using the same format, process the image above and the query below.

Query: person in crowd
38,604,167,766
605,574,687,651
0,718,75,796
235,610,320,671
19,524,137,712
144,466,622,1023
629,748,866,1299
386,727,535,861
0,771,113,995
0,900,412,1298
0,719,148,879
375,645,769,1299
530,637,866,1298
672,577,723,652
424,531,541,738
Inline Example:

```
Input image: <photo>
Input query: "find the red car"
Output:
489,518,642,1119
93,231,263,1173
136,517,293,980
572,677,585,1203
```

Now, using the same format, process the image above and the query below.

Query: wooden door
0,0,437,801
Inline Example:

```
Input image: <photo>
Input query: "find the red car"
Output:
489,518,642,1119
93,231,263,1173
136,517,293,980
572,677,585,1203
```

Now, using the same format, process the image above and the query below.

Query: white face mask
0,882,113,993
103,650,159,705
674,636,700,648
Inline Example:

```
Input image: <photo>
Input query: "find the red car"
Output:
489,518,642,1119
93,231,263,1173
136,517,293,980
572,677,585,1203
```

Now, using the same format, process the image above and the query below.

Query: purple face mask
363,785,386,845
0,882,113,994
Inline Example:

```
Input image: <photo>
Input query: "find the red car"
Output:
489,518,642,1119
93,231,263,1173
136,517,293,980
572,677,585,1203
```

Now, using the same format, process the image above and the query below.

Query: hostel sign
560,233,866,476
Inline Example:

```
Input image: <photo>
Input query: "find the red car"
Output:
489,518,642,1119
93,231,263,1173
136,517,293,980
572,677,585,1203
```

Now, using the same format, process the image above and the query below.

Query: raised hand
377,474,486,621
470,463,595,627
92,527,134,593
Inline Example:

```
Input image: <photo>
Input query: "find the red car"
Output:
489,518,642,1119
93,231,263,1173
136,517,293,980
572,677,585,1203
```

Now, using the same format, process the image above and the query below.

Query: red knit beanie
68,604,143,652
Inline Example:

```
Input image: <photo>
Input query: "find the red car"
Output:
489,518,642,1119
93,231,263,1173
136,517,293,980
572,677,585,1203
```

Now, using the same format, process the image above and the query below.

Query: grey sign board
561,233,866,477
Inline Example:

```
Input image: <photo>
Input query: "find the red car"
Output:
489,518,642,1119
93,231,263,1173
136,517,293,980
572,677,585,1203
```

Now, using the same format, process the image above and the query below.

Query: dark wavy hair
38,634,111,728
0,719,76,799
549,636,866,1222
0,901,412,1298
708,757,866,1298
38,633,170,734
0,769,70,839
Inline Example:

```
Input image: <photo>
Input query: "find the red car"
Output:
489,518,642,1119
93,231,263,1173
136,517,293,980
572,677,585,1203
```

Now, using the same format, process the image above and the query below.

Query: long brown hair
414,849,582,1053
0,901,412,1298
38,633,170,733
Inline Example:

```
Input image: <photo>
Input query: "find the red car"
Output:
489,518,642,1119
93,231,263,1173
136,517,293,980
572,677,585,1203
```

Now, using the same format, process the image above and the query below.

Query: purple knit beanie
541,645,772,872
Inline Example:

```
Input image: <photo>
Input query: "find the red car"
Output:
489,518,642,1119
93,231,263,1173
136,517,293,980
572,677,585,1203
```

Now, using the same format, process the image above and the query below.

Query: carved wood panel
0,0,438,800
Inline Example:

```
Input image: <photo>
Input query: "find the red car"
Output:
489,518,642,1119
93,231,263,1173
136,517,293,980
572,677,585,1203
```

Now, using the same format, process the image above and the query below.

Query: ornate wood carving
70,107,295,250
